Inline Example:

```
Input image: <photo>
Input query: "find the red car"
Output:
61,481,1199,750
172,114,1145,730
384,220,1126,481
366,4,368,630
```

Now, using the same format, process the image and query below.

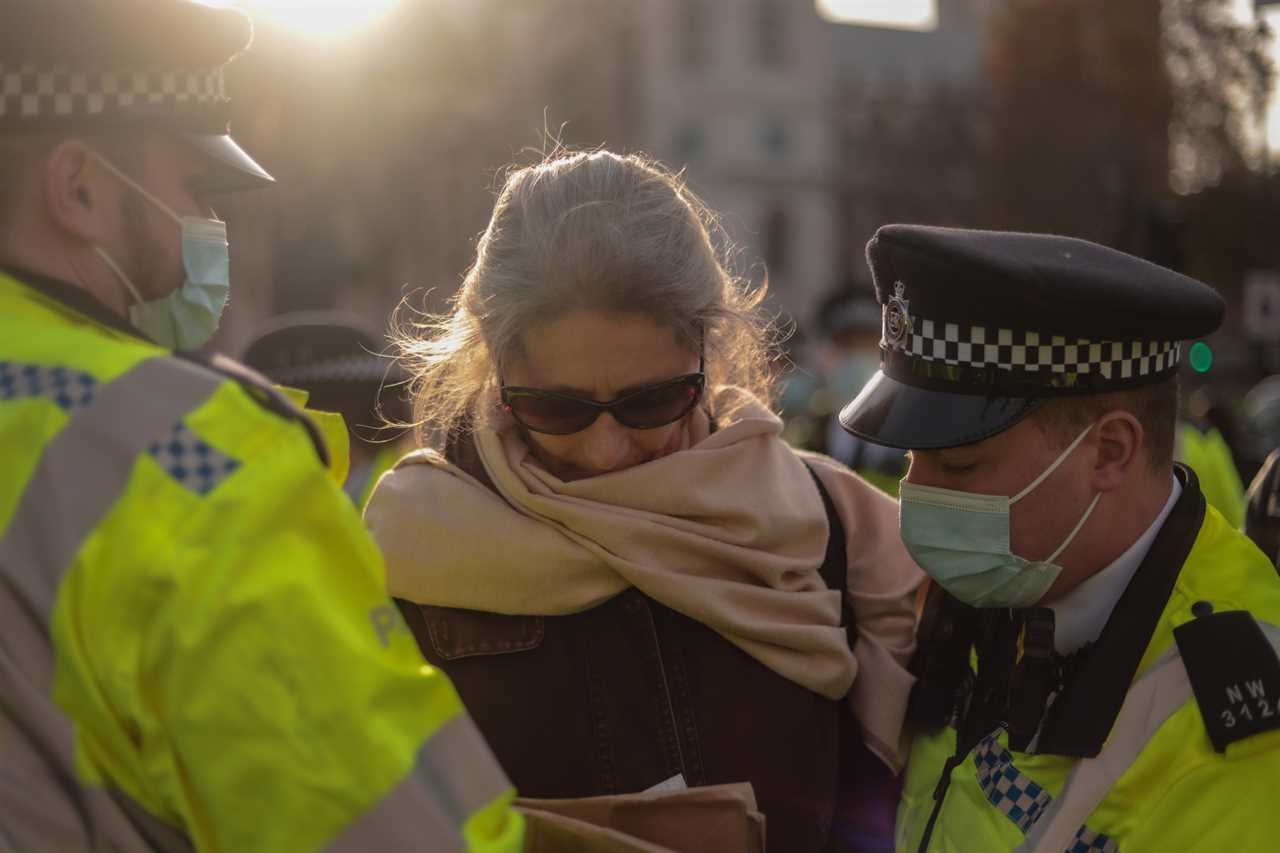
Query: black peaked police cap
838,224,1225,450
0,0,272,191
243,313,399,391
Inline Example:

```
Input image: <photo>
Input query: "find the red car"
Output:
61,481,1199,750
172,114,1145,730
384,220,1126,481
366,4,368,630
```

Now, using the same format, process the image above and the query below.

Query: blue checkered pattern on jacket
147,421,239,496
971,733,1121,852
0,361,97,413
1069,826,1119,853
973,734,1052,833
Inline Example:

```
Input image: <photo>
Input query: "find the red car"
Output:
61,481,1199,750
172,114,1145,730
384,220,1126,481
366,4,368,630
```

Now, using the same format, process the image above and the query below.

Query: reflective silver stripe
0,356,221,689
1,356,222,850
0,657,193,852
1019,622,1280,853
327,713,515,852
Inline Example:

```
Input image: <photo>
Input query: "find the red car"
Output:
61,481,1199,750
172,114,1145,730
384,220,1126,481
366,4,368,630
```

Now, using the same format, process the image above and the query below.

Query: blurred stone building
633,0,840,322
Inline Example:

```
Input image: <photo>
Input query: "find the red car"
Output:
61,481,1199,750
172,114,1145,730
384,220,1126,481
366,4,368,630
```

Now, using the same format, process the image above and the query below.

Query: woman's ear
42,139,113,245
1091,409,1143,493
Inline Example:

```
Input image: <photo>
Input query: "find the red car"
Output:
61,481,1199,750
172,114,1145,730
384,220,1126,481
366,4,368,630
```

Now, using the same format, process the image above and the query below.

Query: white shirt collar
1048,474,1181,656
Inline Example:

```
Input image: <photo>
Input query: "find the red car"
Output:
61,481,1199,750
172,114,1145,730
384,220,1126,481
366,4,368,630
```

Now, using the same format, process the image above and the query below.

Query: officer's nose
580,412,634,475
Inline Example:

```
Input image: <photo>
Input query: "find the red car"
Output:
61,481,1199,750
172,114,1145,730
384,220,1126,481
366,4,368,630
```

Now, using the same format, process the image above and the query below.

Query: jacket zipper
641,602,688,779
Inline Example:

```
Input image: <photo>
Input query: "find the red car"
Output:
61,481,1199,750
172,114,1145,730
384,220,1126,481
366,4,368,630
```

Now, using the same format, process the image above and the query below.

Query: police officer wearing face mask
840,225,1280,853
0,1,523,850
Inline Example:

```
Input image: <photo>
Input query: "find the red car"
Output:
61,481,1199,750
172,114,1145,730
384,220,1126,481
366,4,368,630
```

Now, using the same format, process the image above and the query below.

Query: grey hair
393,150,781,448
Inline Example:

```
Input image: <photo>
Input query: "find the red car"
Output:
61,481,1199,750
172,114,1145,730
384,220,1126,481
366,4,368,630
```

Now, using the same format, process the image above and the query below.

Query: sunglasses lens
507,394,597,434
615,379,702,429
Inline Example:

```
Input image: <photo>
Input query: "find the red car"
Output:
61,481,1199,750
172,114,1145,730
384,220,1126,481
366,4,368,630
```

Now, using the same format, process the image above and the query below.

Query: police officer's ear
42,139,116,246
1089,409,1144,493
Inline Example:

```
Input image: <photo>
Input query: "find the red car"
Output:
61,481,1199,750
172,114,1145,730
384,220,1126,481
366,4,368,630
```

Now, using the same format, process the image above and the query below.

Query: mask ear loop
90,151,185,226
88,152,179,309
1011,420,1096,504
1045,491,1102,563
1012,420,1101,565
93,245,146,307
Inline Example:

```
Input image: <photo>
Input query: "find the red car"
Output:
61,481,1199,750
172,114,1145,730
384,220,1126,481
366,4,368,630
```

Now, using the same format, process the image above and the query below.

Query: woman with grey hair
365,151,921,851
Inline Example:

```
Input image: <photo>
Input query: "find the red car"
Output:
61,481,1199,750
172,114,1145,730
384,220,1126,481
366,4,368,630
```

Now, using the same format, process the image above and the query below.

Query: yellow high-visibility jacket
1177,422,1245,529
0,268,524,852
898,467,1280,852
358,443,406,509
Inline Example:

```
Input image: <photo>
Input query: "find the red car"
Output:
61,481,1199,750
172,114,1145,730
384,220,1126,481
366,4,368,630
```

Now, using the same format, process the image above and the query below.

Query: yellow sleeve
1122,730,1280,852
128,415,520,850
274,384,352,487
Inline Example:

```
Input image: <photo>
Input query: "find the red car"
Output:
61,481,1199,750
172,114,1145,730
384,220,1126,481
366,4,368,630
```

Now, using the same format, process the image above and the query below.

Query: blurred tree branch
1164,0,1273,192
986,0,1172,243
984,0,1273,247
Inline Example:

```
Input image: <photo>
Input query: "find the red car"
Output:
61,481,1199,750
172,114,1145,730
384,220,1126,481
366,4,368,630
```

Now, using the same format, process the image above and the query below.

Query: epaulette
172,351,331,469
1174,606,1280,752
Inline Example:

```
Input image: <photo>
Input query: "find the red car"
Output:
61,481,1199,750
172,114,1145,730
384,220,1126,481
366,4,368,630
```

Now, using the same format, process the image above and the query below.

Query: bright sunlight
240,0,402,41
816,0,937,31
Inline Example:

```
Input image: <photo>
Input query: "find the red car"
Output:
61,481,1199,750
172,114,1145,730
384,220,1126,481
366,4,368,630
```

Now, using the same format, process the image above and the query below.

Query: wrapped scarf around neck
365,388,858,700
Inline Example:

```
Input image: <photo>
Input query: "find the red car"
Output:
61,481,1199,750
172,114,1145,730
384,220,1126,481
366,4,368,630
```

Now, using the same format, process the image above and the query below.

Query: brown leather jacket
396,438,869,852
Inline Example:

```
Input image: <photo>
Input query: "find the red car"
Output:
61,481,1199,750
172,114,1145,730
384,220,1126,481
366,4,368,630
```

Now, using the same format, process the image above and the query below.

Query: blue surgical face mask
90,153,230,351
898,422,1101,608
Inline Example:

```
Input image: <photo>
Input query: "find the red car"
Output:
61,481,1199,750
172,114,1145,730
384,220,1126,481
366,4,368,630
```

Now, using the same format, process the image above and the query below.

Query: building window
680,0,708,70
763,205,790,276
756,0,785,68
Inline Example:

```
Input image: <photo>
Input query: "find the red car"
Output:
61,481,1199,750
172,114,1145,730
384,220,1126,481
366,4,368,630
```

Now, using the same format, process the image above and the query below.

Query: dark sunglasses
501,372,706,435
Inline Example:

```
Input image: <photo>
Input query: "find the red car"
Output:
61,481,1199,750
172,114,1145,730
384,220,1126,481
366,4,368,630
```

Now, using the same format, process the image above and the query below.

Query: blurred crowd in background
220,0,1280,515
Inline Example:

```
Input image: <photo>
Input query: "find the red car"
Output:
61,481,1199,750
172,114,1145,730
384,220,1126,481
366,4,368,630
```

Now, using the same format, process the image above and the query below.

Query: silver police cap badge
882,281,911,351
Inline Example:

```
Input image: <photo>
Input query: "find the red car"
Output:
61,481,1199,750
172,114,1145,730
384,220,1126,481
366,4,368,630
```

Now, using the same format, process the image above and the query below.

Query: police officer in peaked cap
0,2,524,849
839,225,1280,852
0,0,272,352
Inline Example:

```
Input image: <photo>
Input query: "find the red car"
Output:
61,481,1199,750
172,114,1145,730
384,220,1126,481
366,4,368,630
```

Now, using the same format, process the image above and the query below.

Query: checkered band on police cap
0,64,226,123
890,313,1179,380
0,0,253,132
878,280,1180,392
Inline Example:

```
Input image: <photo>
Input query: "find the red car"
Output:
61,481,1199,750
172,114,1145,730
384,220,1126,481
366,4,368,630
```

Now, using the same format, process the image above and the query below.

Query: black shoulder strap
172,351,331,468
1036,464,1206,756
906,582,981,732
803,460,857,651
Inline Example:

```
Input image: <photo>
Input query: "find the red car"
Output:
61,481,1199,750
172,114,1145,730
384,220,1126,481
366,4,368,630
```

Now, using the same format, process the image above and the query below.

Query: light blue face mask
898,422,1101,608
91,153,230,351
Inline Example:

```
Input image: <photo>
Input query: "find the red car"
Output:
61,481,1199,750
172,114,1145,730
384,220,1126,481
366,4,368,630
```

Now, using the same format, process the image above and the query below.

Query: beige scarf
365,388,857,699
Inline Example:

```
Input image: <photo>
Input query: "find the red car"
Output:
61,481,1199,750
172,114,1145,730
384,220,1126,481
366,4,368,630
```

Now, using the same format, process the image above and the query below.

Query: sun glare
241,0,402,41
816,0,937,31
